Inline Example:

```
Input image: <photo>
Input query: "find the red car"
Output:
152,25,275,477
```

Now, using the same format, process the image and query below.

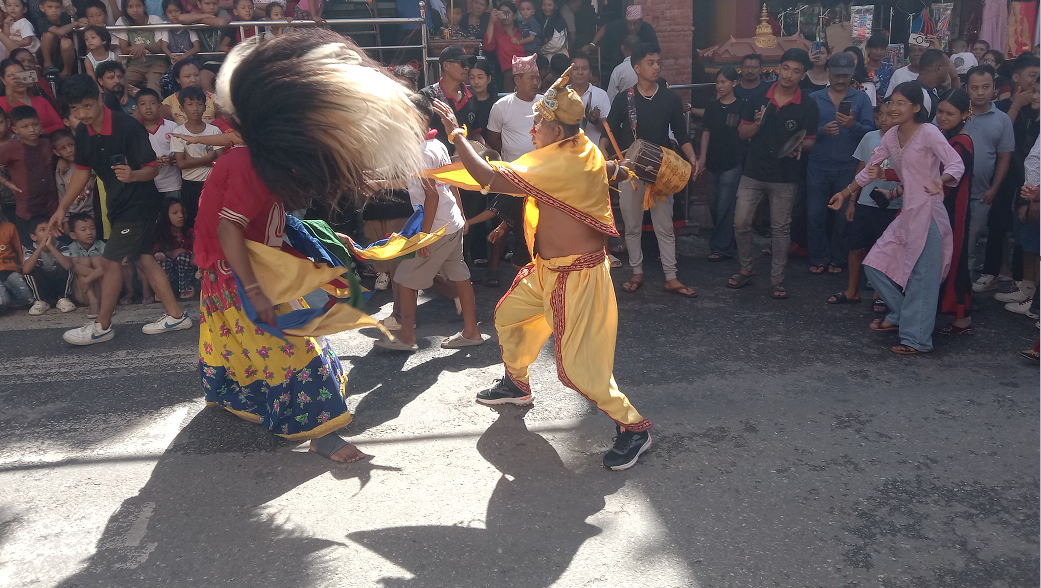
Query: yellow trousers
495,249,651,431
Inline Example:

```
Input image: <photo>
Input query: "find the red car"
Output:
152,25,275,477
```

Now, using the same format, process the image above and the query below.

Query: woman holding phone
0,59,63,135
801,43,829,93
483,1,525,91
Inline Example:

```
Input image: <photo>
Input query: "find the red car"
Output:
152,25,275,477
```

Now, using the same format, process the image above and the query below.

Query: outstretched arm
432,99,524,196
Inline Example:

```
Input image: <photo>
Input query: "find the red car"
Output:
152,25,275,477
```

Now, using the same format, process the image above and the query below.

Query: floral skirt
198,272,352,440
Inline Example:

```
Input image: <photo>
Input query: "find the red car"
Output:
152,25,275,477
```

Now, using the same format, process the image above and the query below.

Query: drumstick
602,123,637,190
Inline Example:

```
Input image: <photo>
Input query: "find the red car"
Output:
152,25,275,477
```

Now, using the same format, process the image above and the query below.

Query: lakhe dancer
429,68,653,471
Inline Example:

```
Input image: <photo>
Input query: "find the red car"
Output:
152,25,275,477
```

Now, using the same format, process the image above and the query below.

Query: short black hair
85,0,107,12
1011,53,1041,74
233,0,252,8
780,48,811,71
42,0,62,6
549,52,569,75
263,1,280,16
0,58,22,79
742,53,763,65
496,0,517,13
866,32,889,49
919,48,948,70
410,93,434,122
9,105,38,124
5,0,25,7
69,212,94,230
631,42,661,67
83,25,110,48
161,0,183,12
570,54,590,67
972,39,990,50
966,65,996,83
50,127,74,144
171,57,201,84
58,73,101,105
177,85,206,106
535,54,548,71
717,66,739,82
28,215,50,233
621,34,640,51
93,59,125,81
59,102,70,119
136,87,160,103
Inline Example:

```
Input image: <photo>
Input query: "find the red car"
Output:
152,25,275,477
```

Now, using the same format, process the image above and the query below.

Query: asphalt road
0,234,1037,588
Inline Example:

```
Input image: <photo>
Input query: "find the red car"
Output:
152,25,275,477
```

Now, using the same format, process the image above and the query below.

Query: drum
625,139,691,197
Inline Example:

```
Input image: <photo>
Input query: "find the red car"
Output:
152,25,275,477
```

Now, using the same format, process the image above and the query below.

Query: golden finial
754,3,777,48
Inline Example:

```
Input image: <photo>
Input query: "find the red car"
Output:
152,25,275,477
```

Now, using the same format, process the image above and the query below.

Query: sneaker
994,281,1035,303
475,378,533,406
28,300,49,316
63,321,114,345
374,272,390,291
55,297,76,313
142,313,193,334
603,426,652,471
1005,298,1034,315
972,274,998,293
379,316,402,331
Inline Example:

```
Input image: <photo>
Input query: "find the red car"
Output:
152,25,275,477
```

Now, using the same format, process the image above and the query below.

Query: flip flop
870,318,899,332
827,291,860,304
809,264,827,275
707,253,732,262
892,344,925,355
937,324,975,336
374,338,418,352
621,278,643,293
665,285,697,298
727,273,754,289
441,332,488,349
473,258,489,267
770,283,789,299
872,298,888,313
828,265,844,274
1020,348,1040,362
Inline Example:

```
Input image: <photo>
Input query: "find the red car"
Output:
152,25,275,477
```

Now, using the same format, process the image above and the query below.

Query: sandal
665,285,697,298
727,272,754,289
870,318,899,332
179,287,195,300
770,283,789,299
441,331,488,349
707,253,731,262
827,291,860,304
310,433,367,463
809,264,826,275
827,264,844,274
937,323,975,336
621,277,643,293
483,271,500,288
473,258,489,267
374,338,418,352
1020,348,1040,362
872,298,888,313
891,344,924,355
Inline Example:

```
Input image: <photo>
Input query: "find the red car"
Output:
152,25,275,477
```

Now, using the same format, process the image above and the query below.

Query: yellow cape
424,131,618,259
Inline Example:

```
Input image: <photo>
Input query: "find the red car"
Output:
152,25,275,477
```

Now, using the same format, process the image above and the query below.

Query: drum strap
626,88,638,137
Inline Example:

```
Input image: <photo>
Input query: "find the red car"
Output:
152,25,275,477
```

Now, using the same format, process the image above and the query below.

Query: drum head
777,129,807,159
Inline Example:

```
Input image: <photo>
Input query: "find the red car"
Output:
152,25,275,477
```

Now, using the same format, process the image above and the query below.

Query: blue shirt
808,86,875,168
963,101,1015,201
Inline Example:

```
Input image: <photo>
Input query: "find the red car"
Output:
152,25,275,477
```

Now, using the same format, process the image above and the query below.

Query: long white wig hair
216,30,425,210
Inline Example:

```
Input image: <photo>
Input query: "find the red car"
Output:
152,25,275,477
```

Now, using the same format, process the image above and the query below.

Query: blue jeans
864,218,944,352
806,163,858,266
706,165,741,257
0,271,33,309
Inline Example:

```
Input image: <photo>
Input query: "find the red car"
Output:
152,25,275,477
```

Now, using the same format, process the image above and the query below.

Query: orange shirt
0,221,22,273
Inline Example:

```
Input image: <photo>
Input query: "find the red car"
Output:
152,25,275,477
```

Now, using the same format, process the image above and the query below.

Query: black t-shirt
995,97,1013,113
605,79,691,157
919,81,939,122
798,75,827,95
733,80,765,101
703,97,746,173
419,80,480,155
740,82,819,184
74,107,159,223
472,93,499,143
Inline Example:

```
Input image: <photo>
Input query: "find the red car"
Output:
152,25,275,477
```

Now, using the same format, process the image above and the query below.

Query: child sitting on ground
170,85,221,228
153,197,195,298
82,25,115,79
66,212,105,316
22,215,74,314
0,212,33,310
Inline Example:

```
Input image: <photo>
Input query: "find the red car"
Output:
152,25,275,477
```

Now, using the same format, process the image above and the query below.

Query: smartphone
13,70,37,85
838,100,852,116
869,189,890,209
811,41,823,57
110,154,128,167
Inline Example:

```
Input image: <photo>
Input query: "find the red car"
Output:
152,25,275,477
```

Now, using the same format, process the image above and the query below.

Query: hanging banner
931,3,953,50
851,5,874,43
1007,0,1038,57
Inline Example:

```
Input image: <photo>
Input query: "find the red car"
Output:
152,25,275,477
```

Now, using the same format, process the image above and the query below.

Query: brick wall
636,0,692,88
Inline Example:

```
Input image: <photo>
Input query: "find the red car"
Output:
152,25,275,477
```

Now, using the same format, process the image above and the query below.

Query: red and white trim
218,207,249,228
494,164,620,238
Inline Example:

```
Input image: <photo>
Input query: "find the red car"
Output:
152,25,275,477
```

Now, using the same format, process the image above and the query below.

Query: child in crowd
52,128,95,232
38,0,83,79
517,0,538,55
170,85,221,228
153,197,195,298
84,0,108,28
0,110,15,224
160,0,199,62
439,3,462,37
136,88,182,199
0,106,57,245
0,0,40,57
113,0,169,94
22,215,75,314
82,25,115,78
219,0,256,53
263,1,286,37
67,212,104,316
173,0,230,92
0,212,33,310
374,96,484,352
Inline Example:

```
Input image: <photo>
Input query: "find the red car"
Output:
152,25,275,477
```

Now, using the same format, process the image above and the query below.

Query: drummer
603,42,699,297
728,48,819,300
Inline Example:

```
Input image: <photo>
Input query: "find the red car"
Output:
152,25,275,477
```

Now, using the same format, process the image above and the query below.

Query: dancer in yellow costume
429,66,652,471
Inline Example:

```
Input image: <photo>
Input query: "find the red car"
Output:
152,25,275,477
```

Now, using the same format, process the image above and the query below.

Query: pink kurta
855,123,965,289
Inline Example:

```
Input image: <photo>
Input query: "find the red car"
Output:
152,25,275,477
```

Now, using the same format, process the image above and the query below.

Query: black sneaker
602,427,651,471
476,378,533,406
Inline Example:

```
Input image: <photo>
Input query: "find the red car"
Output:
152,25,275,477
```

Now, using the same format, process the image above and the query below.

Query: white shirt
607,57,638,103
487,93,542,162
885,65,919,97
408,138,465,234
569,82,611,148
112,15,169,45
170,123,222,182
9,19,39,55
148,119,182,193
1026,136,1040,187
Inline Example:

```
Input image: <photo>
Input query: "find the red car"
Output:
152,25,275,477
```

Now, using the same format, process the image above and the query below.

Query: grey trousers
618,178,678,281
734,176,796,283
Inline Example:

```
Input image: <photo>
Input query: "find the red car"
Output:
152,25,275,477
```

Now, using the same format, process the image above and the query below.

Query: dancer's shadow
56,407,399,588
348,407,625,588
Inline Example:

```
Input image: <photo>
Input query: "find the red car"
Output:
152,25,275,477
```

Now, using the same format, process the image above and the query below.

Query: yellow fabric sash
352,224,447,262
423,131,619,258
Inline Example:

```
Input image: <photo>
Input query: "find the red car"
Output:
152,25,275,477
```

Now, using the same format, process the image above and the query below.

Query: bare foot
310,441,367,463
